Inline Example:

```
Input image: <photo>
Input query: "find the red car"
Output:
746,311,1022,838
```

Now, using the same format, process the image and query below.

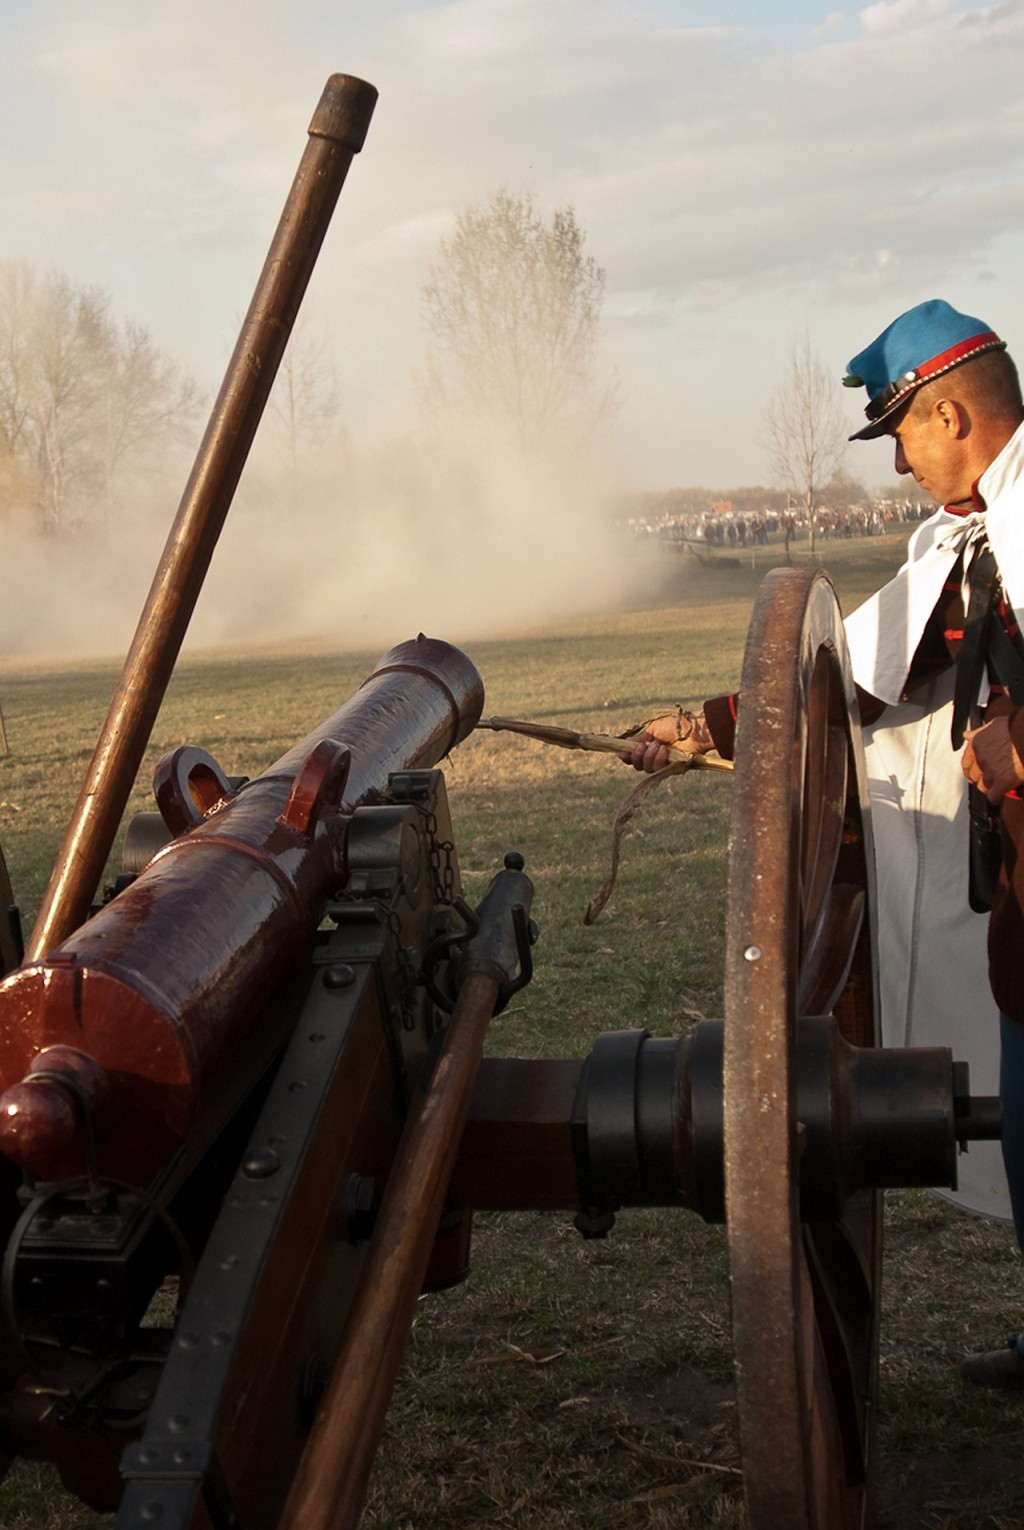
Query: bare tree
264,319,342,511
763,330,847,557
15,264,117,531
0,263,32,465
98,320,202,517
0,259,199,533
0,267,33,523
420,189,617,461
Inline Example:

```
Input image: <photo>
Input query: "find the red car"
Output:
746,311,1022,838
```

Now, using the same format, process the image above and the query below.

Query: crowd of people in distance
624,498,927,551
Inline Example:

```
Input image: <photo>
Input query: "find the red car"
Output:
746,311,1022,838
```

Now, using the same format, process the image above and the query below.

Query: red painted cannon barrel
0,636,482,1184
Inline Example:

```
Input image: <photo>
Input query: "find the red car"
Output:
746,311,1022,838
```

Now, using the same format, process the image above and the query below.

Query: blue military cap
844,299,1005,441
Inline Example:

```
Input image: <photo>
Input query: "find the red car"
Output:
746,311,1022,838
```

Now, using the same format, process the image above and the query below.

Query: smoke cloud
0,420,643,663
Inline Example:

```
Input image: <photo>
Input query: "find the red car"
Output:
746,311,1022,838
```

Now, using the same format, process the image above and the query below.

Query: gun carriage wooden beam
0,75,1003,1530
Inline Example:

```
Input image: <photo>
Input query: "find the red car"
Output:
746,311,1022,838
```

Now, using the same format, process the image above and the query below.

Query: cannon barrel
0,636,482,1185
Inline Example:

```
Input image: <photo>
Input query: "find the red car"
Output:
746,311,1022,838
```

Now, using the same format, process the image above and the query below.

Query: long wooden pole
26,73,377,962
279,968,505,1530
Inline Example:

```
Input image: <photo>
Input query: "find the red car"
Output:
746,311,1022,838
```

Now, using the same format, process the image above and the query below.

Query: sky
4,0,1024,497
3,0,1024,660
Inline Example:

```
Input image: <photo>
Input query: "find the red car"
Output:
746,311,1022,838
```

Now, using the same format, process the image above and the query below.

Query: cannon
0,570,1004,1530
0,73,1004,1530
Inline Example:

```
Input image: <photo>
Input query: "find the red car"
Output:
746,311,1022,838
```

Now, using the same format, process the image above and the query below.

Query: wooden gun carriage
0,75,1003,1530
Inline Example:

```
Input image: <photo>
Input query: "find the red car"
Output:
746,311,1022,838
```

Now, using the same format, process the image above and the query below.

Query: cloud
810,11,848,37
860,0,955,32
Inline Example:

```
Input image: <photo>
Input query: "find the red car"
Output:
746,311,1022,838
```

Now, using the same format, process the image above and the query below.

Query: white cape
856,671,1008,1219
843,423,1024,1222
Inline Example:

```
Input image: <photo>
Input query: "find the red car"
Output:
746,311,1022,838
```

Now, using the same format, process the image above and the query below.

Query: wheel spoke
800,650,849,943
797,885,864,1017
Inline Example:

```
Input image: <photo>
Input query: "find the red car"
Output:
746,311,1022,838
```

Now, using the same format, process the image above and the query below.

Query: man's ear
934,396,969,438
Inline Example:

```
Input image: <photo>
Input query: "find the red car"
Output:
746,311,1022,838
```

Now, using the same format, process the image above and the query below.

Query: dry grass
3,529,1024,1528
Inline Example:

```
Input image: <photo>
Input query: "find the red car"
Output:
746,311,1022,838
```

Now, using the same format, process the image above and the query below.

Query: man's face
888,395,971,507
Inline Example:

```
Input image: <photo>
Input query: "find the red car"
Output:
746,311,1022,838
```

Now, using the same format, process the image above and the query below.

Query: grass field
1,528,1024,1528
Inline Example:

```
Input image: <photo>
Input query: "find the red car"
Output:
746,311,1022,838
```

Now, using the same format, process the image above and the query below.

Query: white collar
977,418,1024,508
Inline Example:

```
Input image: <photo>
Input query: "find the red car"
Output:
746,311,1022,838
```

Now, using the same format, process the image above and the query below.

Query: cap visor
849,418,890,442
848,386,915,443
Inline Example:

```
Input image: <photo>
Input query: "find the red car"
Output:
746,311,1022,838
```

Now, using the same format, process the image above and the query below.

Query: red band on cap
917,331,1002,383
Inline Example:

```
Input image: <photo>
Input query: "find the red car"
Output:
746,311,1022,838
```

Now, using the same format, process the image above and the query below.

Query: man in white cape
632,299,1024,1384
842,300,1024,1231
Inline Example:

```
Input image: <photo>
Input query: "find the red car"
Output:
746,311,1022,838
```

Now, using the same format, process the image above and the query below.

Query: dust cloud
0,422,648,666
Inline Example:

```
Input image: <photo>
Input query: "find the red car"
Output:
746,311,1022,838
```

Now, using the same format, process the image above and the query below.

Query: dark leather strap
988,613,1024,706
951,544,1024,746
949,545,1024,912
951,547,998,748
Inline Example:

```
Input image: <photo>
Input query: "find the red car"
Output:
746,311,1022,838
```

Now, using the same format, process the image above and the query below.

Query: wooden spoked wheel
722,568,880,1529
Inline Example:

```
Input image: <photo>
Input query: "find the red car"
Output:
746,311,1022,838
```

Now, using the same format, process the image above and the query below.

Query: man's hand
962,715,1024,806
627,709,713,773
